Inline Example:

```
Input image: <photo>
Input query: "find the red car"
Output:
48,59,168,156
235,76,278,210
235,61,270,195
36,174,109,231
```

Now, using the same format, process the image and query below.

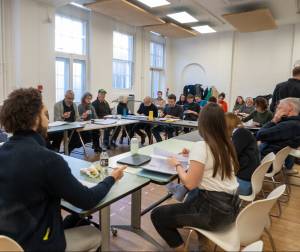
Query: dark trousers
48,131,82,153
151,189,240,248
103,129,111,146
152,125,177,142
134,123,152,139
111,126,133,142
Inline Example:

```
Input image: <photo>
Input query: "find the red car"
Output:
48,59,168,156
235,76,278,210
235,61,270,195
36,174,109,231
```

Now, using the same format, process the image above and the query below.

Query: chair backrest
236,185,286,246
251,156,274,196
270,147,292,176
242,240,263,252
261,152,275,164
0,236,23,252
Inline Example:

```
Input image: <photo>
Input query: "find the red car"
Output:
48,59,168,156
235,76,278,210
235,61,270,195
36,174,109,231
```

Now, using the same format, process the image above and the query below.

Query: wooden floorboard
69,141,300,251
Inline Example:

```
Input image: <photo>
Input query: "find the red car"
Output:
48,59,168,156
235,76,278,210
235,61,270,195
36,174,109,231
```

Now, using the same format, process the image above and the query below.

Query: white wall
1,0,171,119
170,23,300,109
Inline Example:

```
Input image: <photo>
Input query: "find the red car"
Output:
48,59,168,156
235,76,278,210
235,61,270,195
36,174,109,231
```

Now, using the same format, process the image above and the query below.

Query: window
150,41,165,97
112,31,134,89
55,14,88,102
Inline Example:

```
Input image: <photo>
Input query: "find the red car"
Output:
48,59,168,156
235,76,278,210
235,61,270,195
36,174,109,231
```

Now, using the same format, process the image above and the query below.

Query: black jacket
256,115,300,156
92,99,111,118
270,78,300,112
232,128,260,181
0,131,115,251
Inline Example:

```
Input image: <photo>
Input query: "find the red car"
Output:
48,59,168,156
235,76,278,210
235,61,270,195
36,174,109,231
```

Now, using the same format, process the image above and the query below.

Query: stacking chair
265,147,291,216
239,152,275,203
242,240,263,252
0,236,23,252
184,185,286,252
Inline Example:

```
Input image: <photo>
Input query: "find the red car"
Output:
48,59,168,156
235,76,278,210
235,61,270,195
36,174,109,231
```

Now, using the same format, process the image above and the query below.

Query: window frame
55,13,89,103
112,31,135,90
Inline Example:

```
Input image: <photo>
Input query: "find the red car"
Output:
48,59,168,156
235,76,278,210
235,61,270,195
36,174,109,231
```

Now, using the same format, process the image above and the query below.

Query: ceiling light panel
192,25,216,33
167,11,198,23
137,0,170,8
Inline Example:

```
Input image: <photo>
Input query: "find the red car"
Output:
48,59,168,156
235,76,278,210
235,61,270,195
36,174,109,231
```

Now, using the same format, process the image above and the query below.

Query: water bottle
130,137,139,155
100,150,109,174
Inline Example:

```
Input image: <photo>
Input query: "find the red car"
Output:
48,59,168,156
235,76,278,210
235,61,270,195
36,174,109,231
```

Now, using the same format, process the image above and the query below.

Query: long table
61,155,150,251
62,138,195,251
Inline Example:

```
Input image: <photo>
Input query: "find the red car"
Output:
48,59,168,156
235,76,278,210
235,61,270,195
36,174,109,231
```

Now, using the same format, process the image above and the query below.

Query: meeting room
1,0,300,251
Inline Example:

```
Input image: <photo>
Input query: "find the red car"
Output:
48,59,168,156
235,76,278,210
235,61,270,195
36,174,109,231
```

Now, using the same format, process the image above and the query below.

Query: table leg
77,132,88,158
63,130,69,155
111,189,163,249
100,206,110,251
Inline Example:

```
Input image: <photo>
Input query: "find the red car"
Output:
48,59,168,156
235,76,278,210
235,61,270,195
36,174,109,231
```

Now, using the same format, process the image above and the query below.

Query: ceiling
37,0,300,33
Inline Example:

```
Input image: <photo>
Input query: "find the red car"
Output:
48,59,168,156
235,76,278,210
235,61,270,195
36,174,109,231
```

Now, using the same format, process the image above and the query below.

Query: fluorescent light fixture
70,2,90,11
167,11,198,24
137,0,170,8
150,31,161,36
192,25,216,33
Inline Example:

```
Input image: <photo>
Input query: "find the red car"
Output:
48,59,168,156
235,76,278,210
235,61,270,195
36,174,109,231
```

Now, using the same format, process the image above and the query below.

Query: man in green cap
92,89,112,148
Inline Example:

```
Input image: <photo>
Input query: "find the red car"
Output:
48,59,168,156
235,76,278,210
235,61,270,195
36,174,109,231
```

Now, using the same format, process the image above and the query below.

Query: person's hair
292,66,300,77
235,96,245,105
195,95,201,99
198,103,239,179
208,96,217,103
168,94,176,101
225,113,242,136
157,91,163,95
281,97,300,114
81,92,92,104
0,88,43,134
218,92,225,99
187,94,194,99
65,90,74,97
98,89,107,94
254,96,268,111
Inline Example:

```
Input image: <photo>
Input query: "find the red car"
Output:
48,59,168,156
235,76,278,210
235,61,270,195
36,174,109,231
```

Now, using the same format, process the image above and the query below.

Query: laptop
117,154,151,167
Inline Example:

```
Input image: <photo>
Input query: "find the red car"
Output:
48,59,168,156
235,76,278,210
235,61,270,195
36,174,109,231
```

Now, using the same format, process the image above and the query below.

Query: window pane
150,42,164,69
55,58,70,102
113,31,134,89
73,60,86,103
151,69,164,98
55,15,86,55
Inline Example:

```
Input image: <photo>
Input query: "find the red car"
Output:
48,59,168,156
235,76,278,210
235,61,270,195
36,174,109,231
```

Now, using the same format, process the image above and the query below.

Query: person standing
92,89,112,149
270,66,300,112
0,88,126,251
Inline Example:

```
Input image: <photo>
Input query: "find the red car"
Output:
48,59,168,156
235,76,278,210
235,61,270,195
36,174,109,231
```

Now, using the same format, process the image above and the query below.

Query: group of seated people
1,86,300,251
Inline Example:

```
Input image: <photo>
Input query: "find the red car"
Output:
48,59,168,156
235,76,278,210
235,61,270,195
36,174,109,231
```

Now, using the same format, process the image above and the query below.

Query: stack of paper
93,119,117,125
48,121,67,127
140,147,189,175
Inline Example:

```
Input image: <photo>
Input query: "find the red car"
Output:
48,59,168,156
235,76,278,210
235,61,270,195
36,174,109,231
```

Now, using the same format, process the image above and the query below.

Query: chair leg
184,230,194,251
270,200,282,218
264,228,276,252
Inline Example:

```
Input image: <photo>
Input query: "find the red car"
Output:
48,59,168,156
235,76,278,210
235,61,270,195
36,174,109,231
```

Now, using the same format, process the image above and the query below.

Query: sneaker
285,168,299,175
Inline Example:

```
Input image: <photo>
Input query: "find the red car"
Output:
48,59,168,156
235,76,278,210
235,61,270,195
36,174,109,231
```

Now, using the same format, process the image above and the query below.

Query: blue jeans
237,178,252,196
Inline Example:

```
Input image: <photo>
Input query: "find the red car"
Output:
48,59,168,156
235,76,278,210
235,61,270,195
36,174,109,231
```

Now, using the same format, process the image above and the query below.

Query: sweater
243,110,273,126
270,78,300,112
78,104,98,120
256,115,300,156
92,99,111,118
137,103,158,117
232,128,260,181
0,131,115,251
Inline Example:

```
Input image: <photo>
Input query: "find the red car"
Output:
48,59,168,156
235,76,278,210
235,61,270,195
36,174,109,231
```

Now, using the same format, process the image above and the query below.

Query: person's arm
177,106,184,119
117,104,122,115
153,105,158,117
54,103,62,121
242,111,254,122
74,104,80,121
256,122,289,142
92,106,98,119
92,101,99,118
137,104,143,115
224,102,228,112
45,155,124,210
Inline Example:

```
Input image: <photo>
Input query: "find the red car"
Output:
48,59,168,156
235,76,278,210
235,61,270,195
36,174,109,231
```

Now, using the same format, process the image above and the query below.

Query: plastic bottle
100,150,109,174
130,137,139,155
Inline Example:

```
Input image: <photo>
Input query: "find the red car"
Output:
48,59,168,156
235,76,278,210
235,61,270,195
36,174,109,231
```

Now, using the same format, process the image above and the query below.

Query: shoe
285,168,299,175
166,182,188,202
111,141,117,148
119,138,123,145
103,144,110,150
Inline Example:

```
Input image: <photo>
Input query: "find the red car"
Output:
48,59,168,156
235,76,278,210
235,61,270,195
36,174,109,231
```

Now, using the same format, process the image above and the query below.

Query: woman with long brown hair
151,103,240,251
